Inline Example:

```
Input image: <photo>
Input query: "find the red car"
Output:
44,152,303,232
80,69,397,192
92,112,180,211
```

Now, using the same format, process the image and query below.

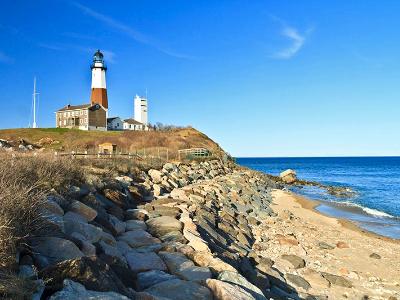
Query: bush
0,154,83,298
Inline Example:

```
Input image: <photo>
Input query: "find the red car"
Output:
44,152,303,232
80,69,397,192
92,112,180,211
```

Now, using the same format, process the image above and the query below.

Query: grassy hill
0,127,226,159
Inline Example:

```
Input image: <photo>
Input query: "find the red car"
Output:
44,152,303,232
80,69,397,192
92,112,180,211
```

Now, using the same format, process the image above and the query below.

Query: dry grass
0,127,225,159
0,154,84,299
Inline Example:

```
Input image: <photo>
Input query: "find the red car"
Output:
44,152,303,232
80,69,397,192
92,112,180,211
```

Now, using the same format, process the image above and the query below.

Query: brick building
55,103,107,131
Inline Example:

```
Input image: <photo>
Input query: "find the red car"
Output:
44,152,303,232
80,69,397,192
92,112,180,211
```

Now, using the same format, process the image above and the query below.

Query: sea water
237,157,400,239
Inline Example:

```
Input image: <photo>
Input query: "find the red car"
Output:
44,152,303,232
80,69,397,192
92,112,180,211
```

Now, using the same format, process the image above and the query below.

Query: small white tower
134,95,148,125
90,50,108,110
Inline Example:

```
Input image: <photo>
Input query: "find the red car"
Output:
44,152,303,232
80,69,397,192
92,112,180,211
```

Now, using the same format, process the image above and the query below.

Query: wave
330,200,395,219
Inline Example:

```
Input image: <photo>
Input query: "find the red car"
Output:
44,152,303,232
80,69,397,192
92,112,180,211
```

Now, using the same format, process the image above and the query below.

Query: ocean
236,157,400,239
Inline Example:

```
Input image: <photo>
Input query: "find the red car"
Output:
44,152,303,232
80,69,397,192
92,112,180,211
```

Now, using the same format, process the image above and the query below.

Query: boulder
190,251,237,273
125,208,149,221
125,251,167,273
44,197,64,216
370,252,381,259
98,255,137,290
70,232,96,256
279,169,297,184
206,279,257,300
281,254,305,269
146,216,183,237
218,271,266,300
148,169,163,184
285,274,311,291
125,220,147,231
30,237,83,268
103,189,130,209
321,272,352,288
118,230,161,248
158,251,212,282
145,279,212,300
40,256,130,296
64,212,103,243
48,279,129,300
69,200,97,221
136,270,179,291
96,241,126,263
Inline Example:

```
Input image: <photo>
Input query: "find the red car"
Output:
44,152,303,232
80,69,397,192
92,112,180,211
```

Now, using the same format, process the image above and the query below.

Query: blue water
237,157,400,239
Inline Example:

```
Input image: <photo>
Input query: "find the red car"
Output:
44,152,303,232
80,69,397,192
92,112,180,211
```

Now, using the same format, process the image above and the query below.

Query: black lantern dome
91,49,107,70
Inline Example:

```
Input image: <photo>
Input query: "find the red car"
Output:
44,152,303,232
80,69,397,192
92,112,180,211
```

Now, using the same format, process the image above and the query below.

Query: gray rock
218,271,266,300
321,272,352,288
281,254,305,269
146,216,183,237
100,231,117,246
125,208,149,221
42,210,65,233
108,214,126,235
44,197,64,216
96,240,126,263
49,279,129,300
370,253,381,259
30,237,83,267
145,278,212,300
159,251,211,282
70,232,96,256
125,220,147,231
18,265,37,279
206,279,258,300
32,279,45,300
64,212,103,243
318,242,335,250
136,270,179,290
148,169,163,184
69,200,97,221
125,251,167,273
286,274,311,291
118,230,161,248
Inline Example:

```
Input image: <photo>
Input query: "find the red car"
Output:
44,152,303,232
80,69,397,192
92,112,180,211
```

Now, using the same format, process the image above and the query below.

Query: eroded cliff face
18,159,359,300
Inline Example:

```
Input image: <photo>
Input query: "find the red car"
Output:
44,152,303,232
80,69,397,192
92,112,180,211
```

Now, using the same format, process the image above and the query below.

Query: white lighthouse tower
134,95,148,125
90,50,108,110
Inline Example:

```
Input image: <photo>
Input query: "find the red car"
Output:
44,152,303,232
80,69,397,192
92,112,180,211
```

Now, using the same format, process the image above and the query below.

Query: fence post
166,149,169,161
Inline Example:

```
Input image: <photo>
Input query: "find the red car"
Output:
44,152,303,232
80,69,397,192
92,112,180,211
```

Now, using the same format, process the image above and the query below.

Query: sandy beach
252,189,400,299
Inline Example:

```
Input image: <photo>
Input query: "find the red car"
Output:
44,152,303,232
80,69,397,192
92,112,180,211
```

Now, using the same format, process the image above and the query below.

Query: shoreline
266,189,400,298
286,190,400,244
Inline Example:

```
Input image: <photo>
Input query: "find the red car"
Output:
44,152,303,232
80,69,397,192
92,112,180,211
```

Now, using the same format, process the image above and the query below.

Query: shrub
0,154,84,298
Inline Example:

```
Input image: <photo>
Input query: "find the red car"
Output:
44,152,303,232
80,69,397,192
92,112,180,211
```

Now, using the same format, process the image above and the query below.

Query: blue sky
1,0,400,157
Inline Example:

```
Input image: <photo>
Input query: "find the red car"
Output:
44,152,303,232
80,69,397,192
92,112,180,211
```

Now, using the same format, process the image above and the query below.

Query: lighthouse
90,50,108,109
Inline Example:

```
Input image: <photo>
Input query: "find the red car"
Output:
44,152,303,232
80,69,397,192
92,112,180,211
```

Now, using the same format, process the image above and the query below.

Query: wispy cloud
62,32,99,41
37,43,65,51
0,51,13,64
37,42,117,63
71,1,192,59
270,16,313,60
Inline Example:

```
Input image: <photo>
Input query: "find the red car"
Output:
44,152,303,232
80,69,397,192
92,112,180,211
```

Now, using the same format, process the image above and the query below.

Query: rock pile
18,159,319,299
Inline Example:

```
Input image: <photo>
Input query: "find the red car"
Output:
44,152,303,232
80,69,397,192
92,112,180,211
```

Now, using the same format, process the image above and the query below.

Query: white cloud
71,1,191,59
270,16,313,60
274,26,306,59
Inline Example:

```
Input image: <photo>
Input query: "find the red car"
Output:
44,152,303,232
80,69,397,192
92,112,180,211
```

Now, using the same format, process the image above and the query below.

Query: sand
253,189,400,299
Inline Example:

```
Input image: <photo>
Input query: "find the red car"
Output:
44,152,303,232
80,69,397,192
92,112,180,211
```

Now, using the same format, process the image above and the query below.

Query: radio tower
32,77,39,128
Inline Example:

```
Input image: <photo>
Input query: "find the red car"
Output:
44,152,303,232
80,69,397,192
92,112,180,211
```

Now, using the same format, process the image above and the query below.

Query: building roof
107,117,121,122
57,103,106,112
57,104,91,112
124,118,144,125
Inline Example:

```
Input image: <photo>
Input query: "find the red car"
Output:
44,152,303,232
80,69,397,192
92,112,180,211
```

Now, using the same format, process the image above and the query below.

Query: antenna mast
32,77,38,128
